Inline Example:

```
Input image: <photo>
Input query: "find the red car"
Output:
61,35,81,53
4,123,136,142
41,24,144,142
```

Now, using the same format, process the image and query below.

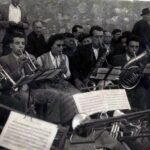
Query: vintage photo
0,0,150,149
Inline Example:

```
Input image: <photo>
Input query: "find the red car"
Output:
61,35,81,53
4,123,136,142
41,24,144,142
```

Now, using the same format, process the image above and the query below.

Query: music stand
90,67,121,81
13,69,62,115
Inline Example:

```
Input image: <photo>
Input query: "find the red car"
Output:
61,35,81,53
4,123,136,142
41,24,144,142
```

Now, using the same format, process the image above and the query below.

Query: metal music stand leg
25,87,36,117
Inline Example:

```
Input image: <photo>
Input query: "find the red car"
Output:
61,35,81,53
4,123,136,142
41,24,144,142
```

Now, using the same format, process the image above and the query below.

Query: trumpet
0,66,18,91
18,51,37,74
24,51,37,72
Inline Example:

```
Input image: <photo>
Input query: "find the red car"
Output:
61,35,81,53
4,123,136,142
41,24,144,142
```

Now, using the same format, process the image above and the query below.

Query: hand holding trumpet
18,54,29,66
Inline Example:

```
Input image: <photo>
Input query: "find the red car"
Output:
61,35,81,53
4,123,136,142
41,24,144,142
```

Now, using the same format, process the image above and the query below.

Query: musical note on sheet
0,111,58,150
73,89,131,115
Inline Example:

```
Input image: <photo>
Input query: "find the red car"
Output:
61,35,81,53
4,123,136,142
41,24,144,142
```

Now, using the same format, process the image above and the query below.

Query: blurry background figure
113,31,133,56
111,29,122,51
78,33,92,46
103,30,112,53
72,25,83,46
26,20,47,58
1,0,29,56
63,33,77,59
0,11,5,56
132,8,150,53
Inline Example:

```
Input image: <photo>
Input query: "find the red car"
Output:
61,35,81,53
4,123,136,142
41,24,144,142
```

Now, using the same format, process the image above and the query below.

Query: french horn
119,48,150,90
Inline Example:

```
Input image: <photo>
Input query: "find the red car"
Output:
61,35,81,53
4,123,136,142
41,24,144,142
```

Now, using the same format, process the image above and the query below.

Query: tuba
119,48,150,90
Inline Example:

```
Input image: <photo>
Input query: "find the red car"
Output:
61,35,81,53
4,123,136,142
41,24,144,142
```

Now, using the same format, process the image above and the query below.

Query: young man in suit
110,35,140,67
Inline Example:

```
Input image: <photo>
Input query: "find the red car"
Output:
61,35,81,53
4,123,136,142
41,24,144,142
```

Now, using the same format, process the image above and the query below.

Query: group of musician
0,1,150,149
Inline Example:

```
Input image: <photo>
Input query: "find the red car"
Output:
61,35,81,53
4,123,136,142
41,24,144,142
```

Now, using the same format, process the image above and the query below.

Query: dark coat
132,19,150,52
26,31,47,58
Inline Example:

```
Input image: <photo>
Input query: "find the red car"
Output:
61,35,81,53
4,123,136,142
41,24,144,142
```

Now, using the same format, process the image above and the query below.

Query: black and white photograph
0,0,150,149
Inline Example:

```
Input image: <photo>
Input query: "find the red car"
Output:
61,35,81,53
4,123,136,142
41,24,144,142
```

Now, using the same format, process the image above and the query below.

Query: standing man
0,0,29,55
26,20,47,58
132,8,150,52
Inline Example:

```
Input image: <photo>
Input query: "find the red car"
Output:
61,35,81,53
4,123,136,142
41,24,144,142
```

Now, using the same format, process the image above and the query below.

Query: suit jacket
72,44,107,81
0,52,22,82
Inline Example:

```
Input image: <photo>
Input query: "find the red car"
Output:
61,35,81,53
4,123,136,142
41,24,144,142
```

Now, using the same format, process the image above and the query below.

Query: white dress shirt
8,4,21,23
92,47,99,60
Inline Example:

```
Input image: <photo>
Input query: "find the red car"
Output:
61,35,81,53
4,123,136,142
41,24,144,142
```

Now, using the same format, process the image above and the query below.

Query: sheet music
0,111,58,150
90,67,121,80
73,89,131,115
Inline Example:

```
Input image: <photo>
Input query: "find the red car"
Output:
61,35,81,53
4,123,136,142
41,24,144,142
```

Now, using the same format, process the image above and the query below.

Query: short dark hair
78,33,91,43
112,29,121,35
126,35,140,46
47,33,64,49
90,25,103,36
118,31,133,42
63,32,75,38
72,25,83,33
10,32,26,43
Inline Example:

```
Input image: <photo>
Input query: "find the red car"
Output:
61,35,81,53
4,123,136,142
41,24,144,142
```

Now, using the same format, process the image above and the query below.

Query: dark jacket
72,44,107,81
26,31,47,58
132,19,150,52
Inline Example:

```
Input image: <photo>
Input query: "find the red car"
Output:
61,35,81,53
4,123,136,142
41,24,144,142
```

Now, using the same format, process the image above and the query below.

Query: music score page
73,89,131,115
0,111,58,150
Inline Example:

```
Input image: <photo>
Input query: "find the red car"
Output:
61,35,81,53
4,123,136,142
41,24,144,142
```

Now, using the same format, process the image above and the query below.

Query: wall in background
0,0,150,38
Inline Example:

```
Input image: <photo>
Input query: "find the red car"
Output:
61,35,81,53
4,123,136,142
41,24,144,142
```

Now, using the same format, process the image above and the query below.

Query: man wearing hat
132,8,150,53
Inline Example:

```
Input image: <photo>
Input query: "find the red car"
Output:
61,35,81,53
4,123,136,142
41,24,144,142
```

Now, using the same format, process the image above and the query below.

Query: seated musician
37,33,79,94
110,35,150,110
0,64,25,126
72,26,110,90
0,32,78,125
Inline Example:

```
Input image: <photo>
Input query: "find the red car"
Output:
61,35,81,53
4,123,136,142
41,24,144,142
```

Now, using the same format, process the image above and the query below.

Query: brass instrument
83,50,109,91
71,109,150,138
0,66,18,91
24,51,37,73
119,48,150,90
